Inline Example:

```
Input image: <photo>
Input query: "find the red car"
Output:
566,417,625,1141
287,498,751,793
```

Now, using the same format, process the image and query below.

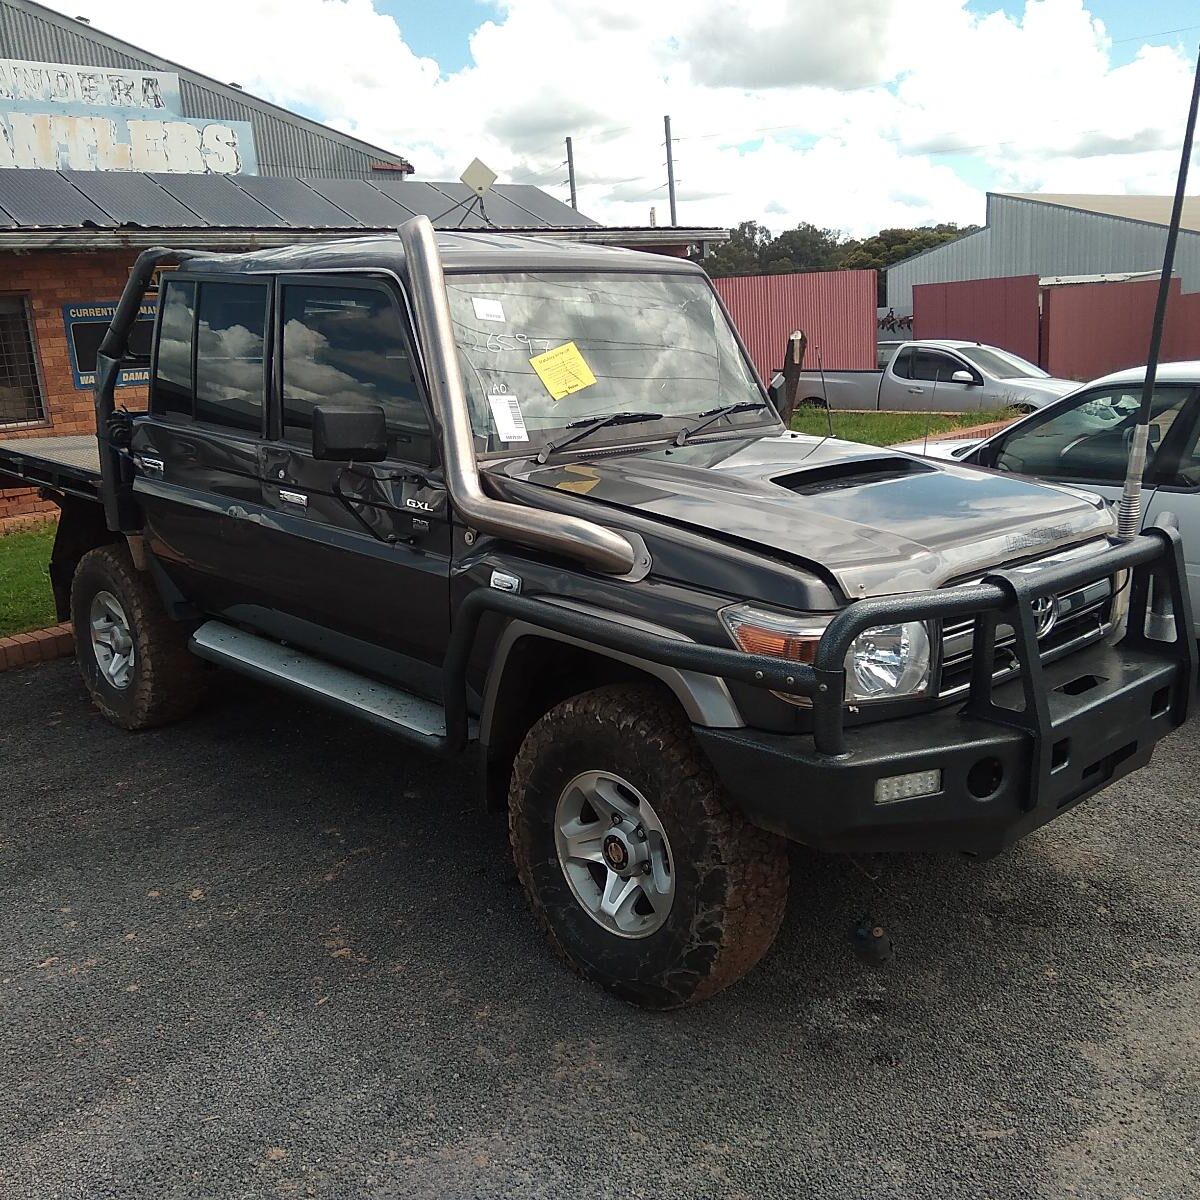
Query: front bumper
697,640,1184,857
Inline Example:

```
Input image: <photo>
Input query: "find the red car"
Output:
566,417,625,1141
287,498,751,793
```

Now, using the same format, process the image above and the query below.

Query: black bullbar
443,525,1191,856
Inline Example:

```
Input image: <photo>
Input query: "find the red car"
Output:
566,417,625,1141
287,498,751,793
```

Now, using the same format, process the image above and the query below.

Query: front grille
938,572,1114,698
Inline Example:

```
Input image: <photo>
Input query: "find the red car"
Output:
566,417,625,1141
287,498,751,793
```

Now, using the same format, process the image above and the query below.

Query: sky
45,0,1200,238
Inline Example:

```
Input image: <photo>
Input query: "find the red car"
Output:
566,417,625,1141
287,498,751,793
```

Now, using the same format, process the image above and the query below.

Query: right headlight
720,603,932,704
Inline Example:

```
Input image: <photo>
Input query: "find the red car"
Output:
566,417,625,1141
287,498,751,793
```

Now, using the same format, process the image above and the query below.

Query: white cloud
47,0,1198,236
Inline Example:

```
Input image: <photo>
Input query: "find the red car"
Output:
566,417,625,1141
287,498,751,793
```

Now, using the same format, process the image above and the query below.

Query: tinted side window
152,280,195,418
281,285,430,458
891,349,912,379
194,282,268,434
911,351,960,382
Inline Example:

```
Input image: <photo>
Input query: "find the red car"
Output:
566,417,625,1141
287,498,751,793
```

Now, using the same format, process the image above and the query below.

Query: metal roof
996,193,1200,234
0,169,726,253
0,0,413,177
0,169,601,232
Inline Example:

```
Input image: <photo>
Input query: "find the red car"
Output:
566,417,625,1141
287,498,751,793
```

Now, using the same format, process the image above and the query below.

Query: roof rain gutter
1117,44,1200,541
397,214,642,577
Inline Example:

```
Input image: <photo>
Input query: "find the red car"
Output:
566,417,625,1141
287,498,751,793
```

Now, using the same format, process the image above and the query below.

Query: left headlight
720,603,932,704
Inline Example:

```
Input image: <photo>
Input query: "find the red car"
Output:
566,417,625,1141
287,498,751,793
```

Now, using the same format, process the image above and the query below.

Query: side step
189,621,471,748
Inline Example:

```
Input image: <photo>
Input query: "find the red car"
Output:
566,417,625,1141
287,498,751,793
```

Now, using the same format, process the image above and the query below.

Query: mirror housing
950,369,978,385
312,405,388,462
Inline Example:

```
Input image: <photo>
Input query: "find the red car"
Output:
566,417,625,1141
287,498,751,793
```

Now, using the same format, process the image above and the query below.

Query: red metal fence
712,270,877,381
913,275,1040,364
913,273,1200,381
1042,277,1200,380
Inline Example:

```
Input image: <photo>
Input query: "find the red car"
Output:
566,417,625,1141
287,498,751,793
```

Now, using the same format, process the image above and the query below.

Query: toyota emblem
1031,595,1057,639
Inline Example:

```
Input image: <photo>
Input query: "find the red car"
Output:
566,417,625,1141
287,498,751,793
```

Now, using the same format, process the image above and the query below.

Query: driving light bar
873,769,942,806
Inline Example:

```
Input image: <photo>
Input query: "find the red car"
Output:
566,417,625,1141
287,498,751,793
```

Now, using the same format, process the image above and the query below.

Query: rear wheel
508,684,790,1009
70,545,205,730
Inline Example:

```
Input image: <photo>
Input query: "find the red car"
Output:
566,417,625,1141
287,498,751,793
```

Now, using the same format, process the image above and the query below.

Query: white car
898,360,1200,632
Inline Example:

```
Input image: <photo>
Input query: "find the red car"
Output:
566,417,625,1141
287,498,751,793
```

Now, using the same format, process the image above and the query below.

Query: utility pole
663,114,677,226
565,136,577,211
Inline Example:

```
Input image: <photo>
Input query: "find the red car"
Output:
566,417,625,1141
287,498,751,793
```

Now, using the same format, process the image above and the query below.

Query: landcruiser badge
1032,596,1057,639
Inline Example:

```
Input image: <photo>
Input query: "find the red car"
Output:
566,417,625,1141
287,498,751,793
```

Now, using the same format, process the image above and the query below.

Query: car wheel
71,544,206,730
508,684,790,1009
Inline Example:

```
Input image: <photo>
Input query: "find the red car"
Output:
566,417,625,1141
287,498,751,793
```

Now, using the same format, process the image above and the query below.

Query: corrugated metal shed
0,0,413,177
712,271,877,378
888,193,1200,311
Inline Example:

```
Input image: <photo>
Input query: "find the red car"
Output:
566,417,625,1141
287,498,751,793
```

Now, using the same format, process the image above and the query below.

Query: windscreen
958,345,1049,380
444,271,767,453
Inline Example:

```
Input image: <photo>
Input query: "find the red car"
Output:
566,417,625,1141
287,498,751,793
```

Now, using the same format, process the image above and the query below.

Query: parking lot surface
2,660,1197,1199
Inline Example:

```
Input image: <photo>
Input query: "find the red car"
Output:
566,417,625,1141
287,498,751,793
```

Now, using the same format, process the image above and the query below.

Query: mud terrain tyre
70,545,205,730
508,684,789,1009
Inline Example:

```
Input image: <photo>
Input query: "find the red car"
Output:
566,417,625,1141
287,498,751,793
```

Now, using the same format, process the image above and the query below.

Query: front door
892,348,980,412
256,276,451,697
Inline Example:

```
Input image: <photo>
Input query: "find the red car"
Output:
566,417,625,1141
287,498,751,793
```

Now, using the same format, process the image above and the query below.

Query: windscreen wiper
673,401,765,446
536,411,664,464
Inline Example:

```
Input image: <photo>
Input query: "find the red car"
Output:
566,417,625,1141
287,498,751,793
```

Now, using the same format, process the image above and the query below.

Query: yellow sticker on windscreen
529,341,597,400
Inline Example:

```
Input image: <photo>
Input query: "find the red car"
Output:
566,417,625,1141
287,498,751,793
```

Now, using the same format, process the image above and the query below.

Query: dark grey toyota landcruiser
1,216,1192,1008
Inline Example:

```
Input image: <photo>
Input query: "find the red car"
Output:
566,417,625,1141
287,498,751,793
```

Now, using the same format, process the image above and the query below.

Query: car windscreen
444,271,767,454
958,346,1049,380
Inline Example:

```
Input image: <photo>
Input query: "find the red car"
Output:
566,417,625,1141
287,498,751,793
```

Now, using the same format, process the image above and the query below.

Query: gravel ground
1,660,1197,1199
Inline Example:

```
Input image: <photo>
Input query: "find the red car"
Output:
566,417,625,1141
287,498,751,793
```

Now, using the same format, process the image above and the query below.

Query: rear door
256,276,451,695
134,275,278,615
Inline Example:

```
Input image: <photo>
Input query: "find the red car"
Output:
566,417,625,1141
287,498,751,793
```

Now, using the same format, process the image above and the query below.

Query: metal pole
664,114,677,226
565,136,577,210
1117,44,1200,541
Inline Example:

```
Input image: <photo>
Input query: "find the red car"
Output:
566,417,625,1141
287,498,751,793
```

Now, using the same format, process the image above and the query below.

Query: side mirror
950,369,978,385
312,404,388,462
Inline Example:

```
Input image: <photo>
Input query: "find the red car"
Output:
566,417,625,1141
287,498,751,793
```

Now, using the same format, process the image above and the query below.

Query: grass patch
0,526,57,638
789,408,1013,447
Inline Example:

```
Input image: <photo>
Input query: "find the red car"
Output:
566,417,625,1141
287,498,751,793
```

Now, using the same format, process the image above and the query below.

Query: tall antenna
816,350,834,442
664,115,678,227
1117,44,1200,541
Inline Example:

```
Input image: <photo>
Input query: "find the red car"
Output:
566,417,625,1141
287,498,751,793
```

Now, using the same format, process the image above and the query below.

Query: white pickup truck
780,340,1079,413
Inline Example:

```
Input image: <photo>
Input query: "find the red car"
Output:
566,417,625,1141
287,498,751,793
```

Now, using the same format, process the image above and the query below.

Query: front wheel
71,544,206,730
508,685,790,1009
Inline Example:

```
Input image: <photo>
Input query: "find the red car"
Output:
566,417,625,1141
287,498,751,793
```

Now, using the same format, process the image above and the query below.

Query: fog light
874,769,942,806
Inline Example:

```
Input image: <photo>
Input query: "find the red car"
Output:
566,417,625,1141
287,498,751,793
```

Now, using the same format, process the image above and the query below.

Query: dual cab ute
0,217,1192,1008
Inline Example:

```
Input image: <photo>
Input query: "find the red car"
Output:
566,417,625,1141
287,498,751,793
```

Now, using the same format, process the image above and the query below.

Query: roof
0,169,725,252
1086,360,1200,387
996,193,1200,234
0,168,594,230
181,231,709,279
1,0,412,176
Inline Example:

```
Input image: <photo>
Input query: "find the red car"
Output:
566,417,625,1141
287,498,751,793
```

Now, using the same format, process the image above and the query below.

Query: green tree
761,222,844,274
703,220,774,277
840,224,980,303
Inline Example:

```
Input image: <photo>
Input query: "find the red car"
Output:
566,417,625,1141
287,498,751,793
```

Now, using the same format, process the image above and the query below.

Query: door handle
907,387,924,394
279,489,308,508
135,454,164,479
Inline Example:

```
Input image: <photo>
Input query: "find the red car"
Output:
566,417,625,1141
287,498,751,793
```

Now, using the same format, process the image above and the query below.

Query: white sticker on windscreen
472,297,506,322
487,393,529,442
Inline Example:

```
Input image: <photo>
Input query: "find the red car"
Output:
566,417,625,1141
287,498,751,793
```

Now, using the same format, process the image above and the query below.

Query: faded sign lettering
0,58,257,173
0,113,256,173
0,59,181,113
